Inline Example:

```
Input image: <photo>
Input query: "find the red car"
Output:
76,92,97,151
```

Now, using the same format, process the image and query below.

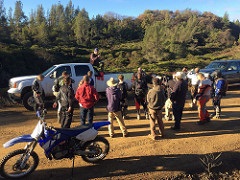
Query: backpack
216,78,228,96
134,79,147,96
118,82,128,100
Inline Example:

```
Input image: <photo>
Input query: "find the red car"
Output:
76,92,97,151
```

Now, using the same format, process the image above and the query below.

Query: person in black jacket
52,71,74,123
132,73,149,120
117,74,129,119
32,74,44,111
170,72,188,130
53,77,74,128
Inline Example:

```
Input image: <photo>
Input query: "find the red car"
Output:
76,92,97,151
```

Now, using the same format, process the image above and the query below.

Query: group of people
163,67,228,130
31,48,228,141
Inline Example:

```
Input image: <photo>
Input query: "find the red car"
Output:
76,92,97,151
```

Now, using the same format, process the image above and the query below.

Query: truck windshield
42,66,56,76
205,62,227,70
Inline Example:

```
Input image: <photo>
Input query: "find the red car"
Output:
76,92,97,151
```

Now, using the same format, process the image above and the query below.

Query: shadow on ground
29,151,240,180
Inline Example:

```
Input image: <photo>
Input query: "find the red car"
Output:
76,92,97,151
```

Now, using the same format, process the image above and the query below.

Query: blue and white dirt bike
0,109,110,179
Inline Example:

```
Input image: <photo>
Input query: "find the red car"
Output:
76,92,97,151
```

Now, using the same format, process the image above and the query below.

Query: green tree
0,0,9,42
11,0,27,42
73,8,90,45
26,5,48,45
90,14,107,44
222,12,230,29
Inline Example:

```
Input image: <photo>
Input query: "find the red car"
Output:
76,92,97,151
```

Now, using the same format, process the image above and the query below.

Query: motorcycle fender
3,135,34,148
76,128,98,142
92,121,110,130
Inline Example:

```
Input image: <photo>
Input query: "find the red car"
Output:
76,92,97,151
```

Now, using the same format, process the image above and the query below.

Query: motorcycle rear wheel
0,149,39,179
81,136,109,163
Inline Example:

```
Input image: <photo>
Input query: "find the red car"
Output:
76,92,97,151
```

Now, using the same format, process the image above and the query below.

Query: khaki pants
148,108,164,137
108,111,128,136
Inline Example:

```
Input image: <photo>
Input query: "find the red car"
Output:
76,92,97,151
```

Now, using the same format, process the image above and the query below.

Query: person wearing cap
32,74,44,111
170,72,188,130
147,77,166,140
106,77,128,138
90,48,104,71
193,73,212,125
75,75,99,126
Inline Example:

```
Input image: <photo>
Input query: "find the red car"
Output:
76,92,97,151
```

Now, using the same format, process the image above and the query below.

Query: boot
57,111,61,123
145,111,149,120
137,110,141,120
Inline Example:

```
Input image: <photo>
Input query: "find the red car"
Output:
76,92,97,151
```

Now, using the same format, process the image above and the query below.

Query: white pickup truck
8,63,134,110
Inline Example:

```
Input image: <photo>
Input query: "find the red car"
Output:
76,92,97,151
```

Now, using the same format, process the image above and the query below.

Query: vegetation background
1,0,240,88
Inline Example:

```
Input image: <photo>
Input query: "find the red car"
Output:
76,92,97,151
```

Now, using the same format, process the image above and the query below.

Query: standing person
194,73,212,125
87,70,94,87
90,48,104,71
187,67,200,109
117,74,129,119
132,72,149,120
32,74,44,111
212,71,228,119
164,72,176,121
131,67,146,82
52,71,70,123
182,66,188,80
147,77,166,140
106,77,128,138
170,72,188,130
53,77,74,128
75,75,99,126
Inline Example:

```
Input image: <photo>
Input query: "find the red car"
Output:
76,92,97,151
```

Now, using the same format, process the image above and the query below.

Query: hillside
1,42,240,88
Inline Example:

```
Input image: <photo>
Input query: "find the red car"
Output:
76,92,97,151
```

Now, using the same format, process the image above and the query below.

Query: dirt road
0,89,240,179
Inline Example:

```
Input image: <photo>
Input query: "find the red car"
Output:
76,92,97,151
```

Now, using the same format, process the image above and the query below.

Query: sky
3,0,240,21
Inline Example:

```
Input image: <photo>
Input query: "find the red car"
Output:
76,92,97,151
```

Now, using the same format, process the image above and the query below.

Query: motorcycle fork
18,140,38,169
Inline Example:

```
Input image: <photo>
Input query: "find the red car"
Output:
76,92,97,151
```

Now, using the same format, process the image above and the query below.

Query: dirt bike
0,109,110,179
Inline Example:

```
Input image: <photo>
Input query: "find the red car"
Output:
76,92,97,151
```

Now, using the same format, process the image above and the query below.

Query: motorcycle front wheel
0,149,39,179
81,136,109,163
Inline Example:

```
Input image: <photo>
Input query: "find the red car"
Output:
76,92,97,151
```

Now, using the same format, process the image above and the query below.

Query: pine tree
12,0,27,42
73,8,90,45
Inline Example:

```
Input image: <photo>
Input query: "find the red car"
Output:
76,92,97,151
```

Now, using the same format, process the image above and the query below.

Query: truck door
73,65,91,92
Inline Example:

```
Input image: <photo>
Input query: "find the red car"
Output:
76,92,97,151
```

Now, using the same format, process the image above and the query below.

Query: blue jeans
172,103,184,129
80,106,94,126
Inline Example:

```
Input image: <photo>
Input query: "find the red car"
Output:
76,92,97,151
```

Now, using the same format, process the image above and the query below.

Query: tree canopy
1,0,240,87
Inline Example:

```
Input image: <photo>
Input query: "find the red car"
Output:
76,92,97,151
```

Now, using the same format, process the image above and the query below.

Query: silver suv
200,60,240,85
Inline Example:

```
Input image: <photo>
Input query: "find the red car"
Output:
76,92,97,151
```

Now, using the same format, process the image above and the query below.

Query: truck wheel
22,92,34,111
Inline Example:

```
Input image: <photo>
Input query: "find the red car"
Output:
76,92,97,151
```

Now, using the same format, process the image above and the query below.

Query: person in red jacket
75,75,99,126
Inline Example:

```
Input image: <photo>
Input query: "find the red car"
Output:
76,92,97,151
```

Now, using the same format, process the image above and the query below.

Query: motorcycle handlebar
36,108,47,119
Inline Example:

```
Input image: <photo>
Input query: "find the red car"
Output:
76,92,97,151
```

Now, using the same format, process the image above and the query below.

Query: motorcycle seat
54,125,91,136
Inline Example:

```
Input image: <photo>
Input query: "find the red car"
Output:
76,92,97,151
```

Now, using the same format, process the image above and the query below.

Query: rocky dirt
0,88,240,180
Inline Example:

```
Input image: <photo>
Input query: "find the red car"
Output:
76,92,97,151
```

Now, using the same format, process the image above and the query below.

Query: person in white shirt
187,67,200,108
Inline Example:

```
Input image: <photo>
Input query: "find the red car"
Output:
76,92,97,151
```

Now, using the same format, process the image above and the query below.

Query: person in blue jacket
212,71,228,119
